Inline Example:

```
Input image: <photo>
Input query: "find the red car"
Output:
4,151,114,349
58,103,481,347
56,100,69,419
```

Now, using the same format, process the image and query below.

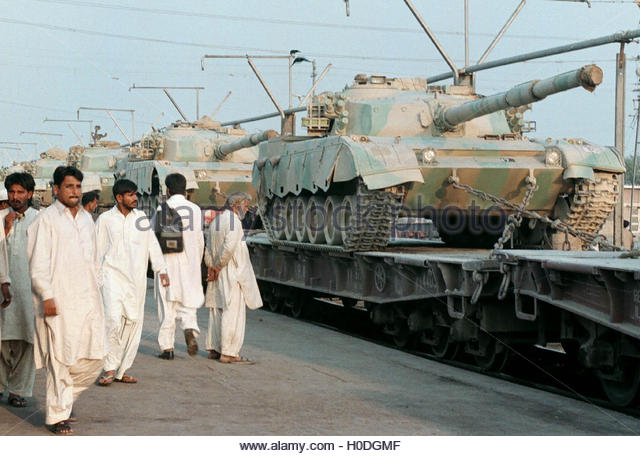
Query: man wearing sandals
95,179,169,386
0,173,38,408
204,192,262,364
28,166,104,435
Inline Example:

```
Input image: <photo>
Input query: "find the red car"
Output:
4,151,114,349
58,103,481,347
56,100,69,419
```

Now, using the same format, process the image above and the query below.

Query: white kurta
156,194,204,349
159,194,205,309
0,207,38,398
0,207,38,343
0,208,10,343
28,200,104,369
96,206,166,375
204,210,262,357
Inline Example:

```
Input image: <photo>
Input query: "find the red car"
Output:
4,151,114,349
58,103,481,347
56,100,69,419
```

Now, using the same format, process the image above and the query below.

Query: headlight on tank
545,148,562,166
421,148,437,165
101,177,110,185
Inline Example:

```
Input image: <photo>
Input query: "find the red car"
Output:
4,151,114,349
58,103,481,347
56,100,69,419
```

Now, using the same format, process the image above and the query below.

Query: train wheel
598,359,640,407
473,336,509,372
429,326,459,360
267,296,283,313
387,317,411,348
289,299,305,319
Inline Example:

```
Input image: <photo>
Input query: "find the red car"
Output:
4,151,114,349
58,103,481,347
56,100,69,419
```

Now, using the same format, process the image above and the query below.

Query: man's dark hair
82,190,100,206
112,179,138,198
5,172,35,193
165,173,186,196
53,166,83,186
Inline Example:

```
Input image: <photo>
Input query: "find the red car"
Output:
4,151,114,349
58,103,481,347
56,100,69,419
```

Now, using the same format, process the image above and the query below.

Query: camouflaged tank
120,116,277,218
68,137,128,211
252,65,625,250
0,146,68,208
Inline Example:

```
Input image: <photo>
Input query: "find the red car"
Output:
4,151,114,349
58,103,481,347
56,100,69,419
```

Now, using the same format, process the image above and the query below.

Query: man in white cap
0,188,9,211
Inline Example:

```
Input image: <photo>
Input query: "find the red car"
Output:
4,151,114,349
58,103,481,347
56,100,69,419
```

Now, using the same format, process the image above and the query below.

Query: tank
0,146,68,208
252,65,625,250
68,133,128,211
120,116,277,219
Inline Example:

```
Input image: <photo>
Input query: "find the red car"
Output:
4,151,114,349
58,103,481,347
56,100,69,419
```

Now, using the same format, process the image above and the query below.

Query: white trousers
205,302,246,358
44,356,102,425
104,316,143,379
157,294,199,351
0,340,35,397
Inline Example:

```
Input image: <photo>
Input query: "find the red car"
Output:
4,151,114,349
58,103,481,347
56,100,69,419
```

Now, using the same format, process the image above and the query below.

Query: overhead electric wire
31,0,590,41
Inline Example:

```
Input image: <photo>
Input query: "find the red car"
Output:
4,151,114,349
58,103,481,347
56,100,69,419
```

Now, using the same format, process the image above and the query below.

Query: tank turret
435,65,602,131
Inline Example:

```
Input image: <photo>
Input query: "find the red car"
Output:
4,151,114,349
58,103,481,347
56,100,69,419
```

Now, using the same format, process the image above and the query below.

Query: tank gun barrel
436,65,603,131
214,129,278,160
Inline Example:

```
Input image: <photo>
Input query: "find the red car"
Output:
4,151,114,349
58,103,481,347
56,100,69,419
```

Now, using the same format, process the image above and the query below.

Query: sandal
8,394,27,408
115,374,138,384
208,350,221,360
48,420,73,435
97,371,116,387
68,411,77,423
219,355,255,365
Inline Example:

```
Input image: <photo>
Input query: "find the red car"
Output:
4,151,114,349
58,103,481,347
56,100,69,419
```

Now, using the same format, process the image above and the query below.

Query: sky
0,0,639,165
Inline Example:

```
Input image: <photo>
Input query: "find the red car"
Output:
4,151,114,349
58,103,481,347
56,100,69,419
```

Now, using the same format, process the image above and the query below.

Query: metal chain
492,176,538,253
447,175,623,251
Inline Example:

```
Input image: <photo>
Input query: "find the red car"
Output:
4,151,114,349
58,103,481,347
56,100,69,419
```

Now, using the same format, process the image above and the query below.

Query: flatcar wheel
387,318,410,348
598,359,640,407
429,326,459,360
473,338,509,372
289,299,304,319
267,296,283,313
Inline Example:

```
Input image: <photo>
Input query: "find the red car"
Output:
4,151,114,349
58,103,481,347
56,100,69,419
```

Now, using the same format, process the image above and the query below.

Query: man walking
28,166,104,435
0,173,38,407
157,173,204,359
96,179,169,385
205,193,262,364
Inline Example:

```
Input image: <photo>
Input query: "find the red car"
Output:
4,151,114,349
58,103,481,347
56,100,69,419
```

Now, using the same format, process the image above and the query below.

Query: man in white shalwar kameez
204,193,262,364
28,166,104,435
156,173,204,359
96,179,169,385
0,173,38,408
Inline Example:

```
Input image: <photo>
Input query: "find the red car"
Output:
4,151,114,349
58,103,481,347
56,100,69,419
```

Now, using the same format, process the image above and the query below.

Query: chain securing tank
252,65,625,250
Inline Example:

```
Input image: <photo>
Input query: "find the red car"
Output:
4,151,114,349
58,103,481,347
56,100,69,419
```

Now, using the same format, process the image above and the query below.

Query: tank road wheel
324,195,345,245
306,195,326,244
598,358,640,407
294,196,310,242
269,199,286,240
472,335,510,372
284,197,297,241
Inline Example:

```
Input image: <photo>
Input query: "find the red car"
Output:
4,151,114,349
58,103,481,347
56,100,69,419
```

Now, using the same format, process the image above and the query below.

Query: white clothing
44,356,101,425
204,210,262,357
0,207,38,343
96,206,166,376
0,340,35,396
103,316,142,378
158,194,204,309
28,200,104,369
0,208,10,343
96,206,166,322
157,298,199,351
205,306,245,357
204,210,262,311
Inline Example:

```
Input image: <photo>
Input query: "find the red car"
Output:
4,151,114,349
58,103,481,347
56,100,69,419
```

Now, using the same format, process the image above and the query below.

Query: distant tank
252,65,625,250
68,129,128,211
120,116,277,220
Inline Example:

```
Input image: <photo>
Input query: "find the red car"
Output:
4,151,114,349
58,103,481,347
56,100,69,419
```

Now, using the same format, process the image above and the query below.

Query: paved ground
1,280,639,435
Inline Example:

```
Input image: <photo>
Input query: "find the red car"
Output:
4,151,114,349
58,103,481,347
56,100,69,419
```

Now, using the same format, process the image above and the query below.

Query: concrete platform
1,281,639,435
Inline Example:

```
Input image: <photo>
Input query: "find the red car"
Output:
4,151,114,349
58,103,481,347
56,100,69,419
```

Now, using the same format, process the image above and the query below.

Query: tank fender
536,139,626,180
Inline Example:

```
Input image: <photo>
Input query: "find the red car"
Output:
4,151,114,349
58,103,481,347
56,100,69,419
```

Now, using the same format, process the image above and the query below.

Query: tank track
259,184,404,252
564,171,620,237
